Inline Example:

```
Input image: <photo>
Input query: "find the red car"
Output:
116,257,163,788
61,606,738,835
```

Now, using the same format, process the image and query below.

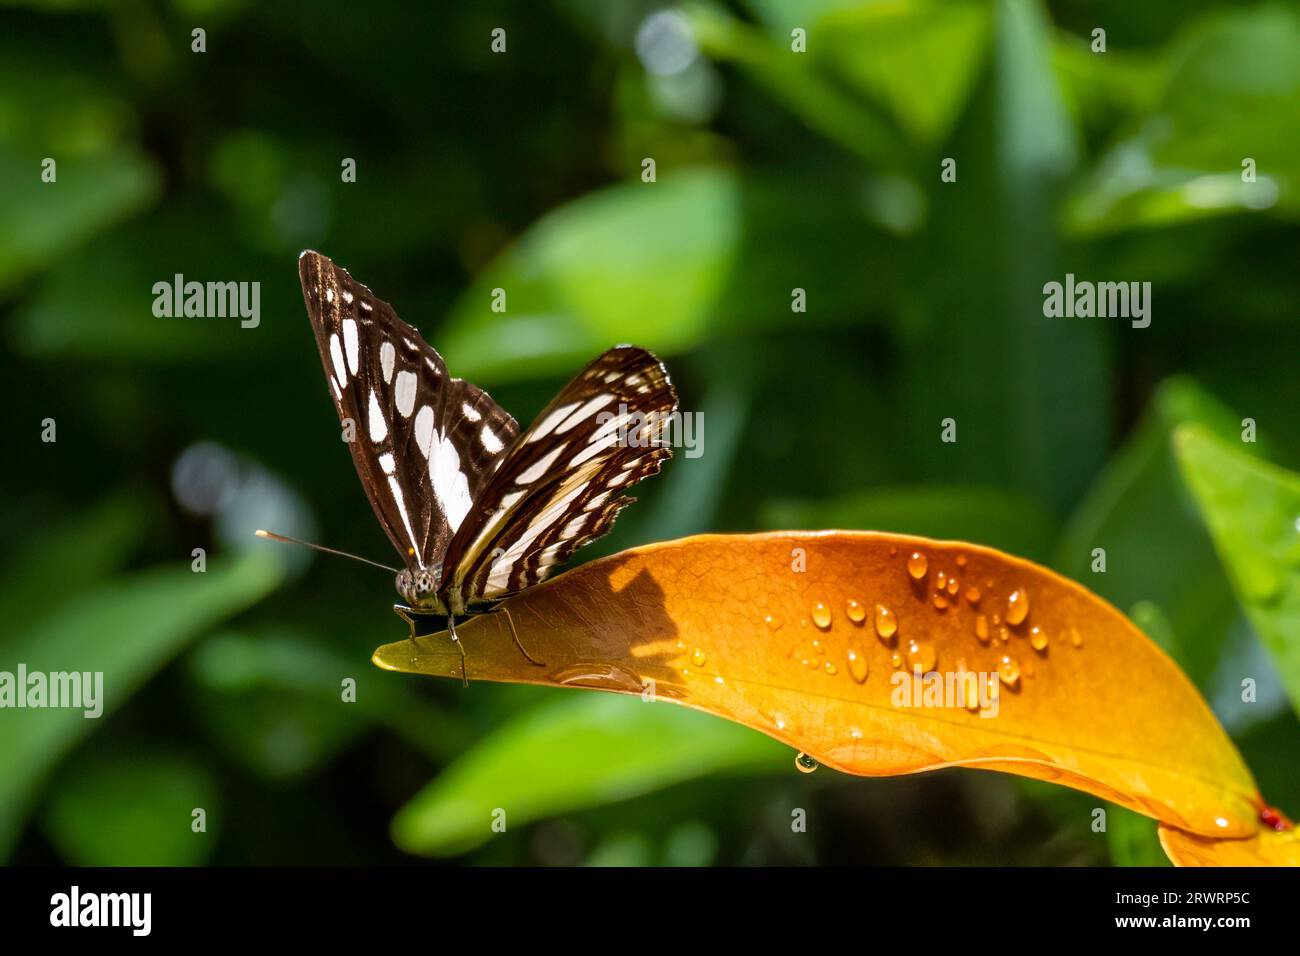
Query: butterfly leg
501,606,546,668
447,614,469,687
394,605,422,648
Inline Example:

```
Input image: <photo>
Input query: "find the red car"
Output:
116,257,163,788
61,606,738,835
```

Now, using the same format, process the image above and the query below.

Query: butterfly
293,250,677,673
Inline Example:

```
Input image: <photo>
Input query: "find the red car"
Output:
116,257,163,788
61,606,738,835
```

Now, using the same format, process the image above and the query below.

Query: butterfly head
395,566,440,608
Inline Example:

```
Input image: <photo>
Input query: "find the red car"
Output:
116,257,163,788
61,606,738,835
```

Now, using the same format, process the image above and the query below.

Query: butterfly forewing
438,345,677,609
298,251,519,571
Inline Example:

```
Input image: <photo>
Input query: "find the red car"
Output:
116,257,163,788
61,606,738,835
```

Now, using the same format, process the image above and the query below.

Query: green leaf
1108,805,1171,867
1052,36,1165,125
0,496,146,636
187,631,369,780
0,41,163,296
41,748,220,867
1065,6,1300,235
638,375,750,542
1057,378,1248,689
762,484,1057,562
1174,426,1300,713
584,831,655,867
441,168,740,381
898,0,1103,513
391,693,783,857
10,209,298,362
0,144,160,295
0,551,283,859
186,630,470,778
1127,600,1183,663
440,168,900,382
688,5,909,168
814,0,992,148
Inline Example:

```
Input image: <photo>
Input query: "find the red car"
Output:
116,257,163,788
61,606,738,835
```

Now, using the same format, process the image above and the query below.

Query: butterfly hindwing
298,251,519,570
438,345,677,608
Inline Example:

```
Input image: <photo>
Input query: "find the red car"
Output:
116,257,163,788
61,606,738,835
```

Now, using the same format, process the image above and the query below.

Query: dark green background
2,0,1298,866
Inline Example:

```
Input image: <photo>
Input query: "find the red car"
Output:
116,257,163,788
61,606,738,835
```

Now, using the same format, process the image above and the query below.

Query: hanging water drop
845,599,866,623
691,648,707,667
975,614,990,643
795,752,818,773
1029,627,1048,652
998,655,1021,688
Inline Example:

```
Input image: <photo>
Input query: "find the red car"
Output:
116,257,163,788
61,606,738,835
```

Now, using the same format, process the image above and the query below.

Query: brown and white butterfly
293,250,676,668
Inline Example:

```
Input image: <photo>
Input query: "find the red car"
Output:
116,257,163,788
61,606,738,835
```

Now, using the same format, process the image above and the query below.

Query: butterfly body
297,251,677,647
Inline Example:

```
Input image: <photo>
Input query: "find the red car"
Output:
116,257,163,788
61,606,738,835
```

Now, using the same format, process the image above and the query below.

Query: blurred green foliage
1,0,1297,866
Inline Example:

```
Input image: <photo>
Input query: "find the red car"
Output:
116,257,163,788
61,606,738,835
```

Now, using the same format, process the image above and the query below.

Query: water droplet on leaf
846,646,869,683
811,601,831,629
1029,627,1048,652
1006,587,1029,626
907,551,929,579
874,604,897,641
906,639,936,672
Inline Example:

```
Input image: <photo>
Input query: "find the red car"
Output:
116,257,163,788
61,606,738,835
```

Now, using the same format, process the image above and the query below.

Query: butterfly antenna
254,529,400,574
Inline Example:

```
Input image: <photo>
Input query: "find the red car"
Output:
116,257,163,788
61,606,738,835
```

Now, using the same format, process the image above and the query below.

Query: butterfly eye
395,569,412,599
414,570,434,595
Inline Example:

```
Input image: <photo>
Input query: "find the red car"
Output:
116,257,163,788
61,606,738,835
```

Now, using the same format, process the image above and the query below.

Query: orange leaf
372,532,1270,842
1159,822,1300,866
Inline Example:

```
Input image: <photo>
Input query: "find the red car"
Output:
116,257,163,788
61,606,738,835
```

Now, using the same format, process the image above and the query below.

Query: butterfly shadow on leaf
375,552,687,701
